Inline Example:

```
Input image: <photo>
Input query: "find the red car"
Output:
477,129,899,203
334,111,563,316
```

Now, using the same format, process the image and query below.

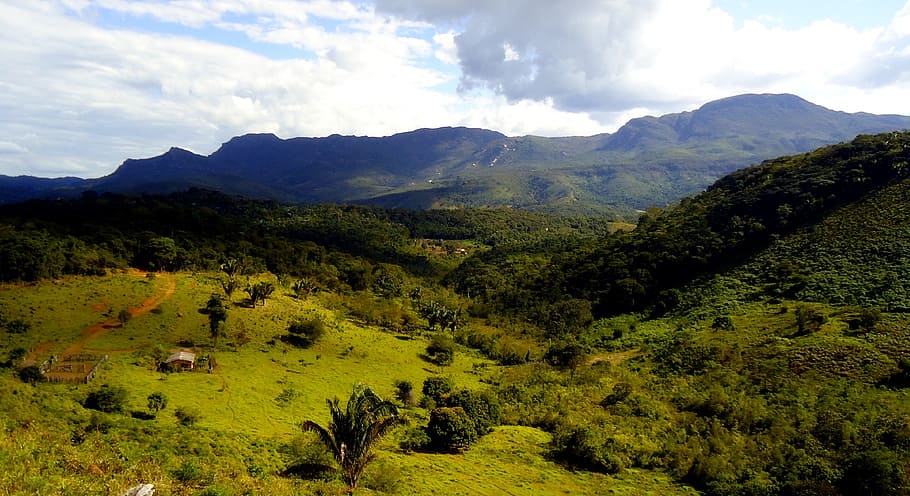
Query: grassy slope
0,272,692,495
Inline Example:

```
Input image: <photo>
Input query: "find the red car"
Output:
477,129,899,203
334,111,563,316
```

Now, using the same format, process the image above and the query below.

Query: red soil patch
25,273,177,363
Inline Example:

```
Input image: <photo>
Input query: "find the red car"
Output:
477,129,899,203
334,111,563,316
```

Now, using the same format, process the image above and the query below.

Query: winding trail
24,272,176,363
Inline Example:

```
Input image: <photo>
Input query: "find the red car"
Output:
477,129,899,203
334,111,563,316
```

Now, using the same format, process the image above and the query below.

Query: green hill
3,131,910,494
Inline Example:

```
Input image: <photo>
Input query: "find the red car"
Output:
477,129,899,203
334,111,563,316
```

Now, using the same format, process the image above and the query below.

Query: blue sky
1,0,910,178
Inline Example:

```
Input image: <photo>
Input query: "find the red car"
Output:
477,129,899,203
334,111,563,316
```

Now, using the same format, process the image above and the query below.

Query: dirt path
25,273,177,363
585,348,640,367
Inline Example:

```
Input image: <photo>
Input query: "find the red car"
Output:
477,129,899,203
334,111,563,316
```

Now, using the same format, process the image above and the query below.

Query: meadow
0,271,695,495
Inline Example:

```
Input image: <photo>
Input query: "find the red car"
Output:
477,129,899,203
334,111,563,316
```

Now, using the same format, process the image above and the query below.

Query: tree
220,258,243,298
142,236,178,272
299,385,407,489
292,277,319,300
426,407,477,452
147,392,168,417
246,281,276,307
205,294,228,348
85,385,129,413
421,376,453,408
17,365,45,383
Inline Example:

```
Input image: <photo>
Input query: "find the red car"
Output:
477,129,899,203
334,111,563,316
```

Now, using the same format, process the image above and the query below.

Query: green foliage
299,384,407,489
147,392,168,416
420,376,453,408
84,385,129,413
5,319,30,334
543,340,587,369
426,406,477,452
426,333,455,366
284,317,326,349
17,365,45,384
442,388,502,436
117,309,132,326
550,423,624,474
245,281,276,307
394,380,417,407
175,406,202,426
204,294,228,348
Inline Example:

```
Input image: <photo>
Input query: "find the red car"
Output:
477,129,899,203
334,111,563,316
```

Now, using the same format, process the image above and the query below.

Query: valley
0,131,909,495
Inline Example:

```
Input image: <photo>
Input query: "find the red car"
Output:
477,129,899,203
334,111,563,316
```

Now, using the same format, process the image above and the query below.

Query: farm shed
164,351,196,371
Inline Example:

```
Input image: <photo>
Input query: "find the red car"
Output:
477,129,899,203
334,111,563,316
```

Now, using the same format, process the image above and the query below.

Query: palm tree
300,385,407,488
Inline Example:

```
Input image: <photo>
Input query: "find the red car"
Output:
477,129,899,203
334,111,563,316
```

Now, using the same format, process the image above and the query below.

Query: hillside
5,94,910,216
2,132,910,495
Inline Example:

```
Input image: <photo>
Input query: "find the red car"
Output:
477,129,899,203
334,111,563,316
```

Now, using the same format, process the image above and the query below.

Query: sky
2,0,910,178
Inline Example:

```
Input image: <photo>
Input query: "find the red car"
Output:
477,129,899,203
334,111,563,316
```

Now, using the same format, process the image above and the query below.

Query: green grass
0,271,702,495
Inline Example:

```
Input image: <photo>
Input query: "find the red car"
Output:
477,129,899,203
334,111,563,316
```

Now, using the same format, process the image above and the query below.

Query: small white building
164,351,196,371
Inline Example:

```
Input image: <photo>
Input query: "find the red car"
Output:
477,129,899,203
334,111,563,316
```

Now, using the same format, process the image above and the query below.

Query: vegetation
1,131,910,494
300,385,407,488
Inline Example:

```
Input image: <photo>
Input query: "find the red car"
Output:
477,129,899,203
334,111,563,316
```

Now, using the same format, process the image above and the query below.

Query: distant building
164,351,196,371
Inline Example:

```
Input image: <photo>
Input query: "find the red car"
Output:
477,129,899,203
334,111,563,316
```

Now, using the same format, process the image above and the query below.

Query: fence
43,354,108,384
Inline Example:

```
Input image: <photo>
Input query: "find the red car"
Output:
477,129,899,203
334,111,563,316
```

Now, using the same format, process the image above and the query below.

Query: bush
17,365,45,383
361,458,403,493
550,423,623,474
426,407,477,452
147,392,168,416
443,389,501,435
544,340,587,369
420,376,453,408
85,385,129,413
399,426,431,452
426,333,455,366
284,318,326,348
175,406,202,426
394,380,417,407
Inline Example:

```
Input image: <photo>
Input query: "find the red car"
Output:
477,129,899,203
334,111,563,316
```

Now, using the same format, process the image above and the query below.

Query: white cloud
0,0,457,177
377,0,910,119
3,0,910,178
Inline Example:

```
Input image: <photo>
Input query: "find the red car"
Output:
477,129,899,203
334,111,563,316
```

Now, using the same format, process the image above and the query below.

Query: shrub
426,333,455,366
361,458,403,493
284,318,326,348
544,340,587,369
394,380,417,407
443,389,501,435
147,392,168,416
175,406,202,426
17,365,45,383
550,423,623,474
711,316,735,331
399,426,431,452
85,385,129,413
5,319,30,334
420,376,453,408
117,309,132,326
426,407,477,452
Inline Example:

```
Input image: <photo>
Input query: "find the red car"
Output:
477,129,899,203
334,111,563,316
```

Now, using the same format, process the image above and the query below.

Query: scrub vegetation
1,131,909,494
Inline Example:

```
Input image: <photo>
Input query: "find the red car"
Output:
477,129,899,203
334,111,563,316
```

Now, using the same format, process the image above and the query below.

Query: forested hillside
1,131,909,495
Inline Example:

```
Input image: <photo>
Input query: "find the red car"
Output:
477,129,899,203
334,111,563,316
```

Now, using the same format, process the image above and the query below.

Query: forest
0,131,909,495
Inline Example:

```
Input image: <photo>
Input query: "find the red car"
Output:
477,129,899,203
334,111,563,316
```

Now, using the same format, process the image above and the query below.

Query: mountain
4,94,910,214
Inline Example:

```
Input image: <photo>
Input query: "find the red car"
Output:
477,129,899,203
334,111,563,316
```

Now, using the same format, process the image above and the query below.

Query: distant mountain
4,94,910,214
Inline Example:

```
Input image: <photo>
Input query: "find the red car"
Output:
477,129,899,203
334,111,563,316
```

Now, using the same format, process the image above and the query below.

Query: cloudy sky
2,0,910,178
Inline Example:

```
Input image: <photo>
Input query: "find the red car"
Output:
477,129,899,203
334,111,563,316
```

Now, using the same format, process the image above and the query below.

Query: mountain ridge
4,93,910,214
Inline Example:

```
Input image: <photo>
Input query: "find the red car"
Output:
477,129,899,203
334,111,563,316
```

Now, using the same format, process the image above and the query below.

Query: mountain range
3,93,910,215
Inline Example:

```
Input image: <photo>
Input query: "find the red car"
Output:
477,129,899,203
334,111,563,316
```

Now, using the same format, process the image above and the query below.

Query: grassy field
0,272,693,495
